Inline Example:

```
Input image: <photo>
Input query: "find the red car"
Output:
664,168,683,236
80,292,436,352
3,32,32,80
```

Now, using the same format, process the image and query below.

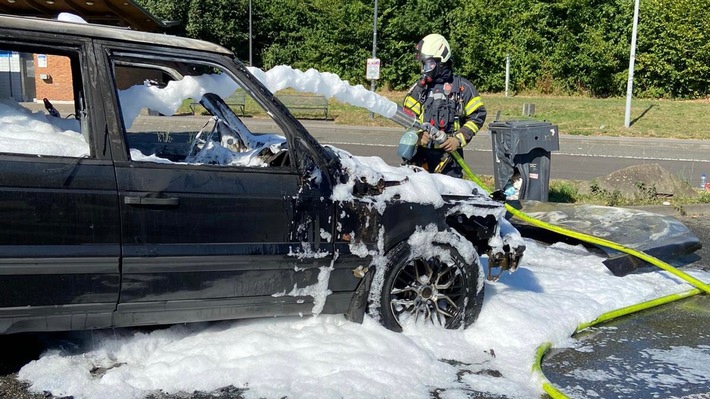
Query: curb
678,204,710,217
630,204,710,218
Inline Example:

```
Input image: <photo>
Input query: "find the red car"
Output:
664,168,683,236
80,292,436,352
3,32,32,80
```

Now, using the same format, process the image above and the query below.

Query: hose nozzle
390,106,446,144
389,106,421,130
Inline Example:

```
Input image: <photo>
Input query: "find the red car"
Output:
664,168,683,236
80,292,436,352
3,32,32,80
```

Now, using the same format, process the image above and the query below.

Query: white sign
37,54,47,68
366,58,380,80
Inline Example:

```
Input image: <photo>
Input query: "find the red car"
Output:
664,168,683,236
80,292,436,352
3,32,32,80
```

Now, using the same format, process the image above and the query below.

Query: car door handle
124,196,180,206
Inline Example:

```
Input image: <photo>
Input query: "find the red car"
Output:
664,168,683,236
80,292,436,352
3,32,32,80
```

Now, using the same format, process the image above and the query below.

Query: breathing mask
419,57,439,87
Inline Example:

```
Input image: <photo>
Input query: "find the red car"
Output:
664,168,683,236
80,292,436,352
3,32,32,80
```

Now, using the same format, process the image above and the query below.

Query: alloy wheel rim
389,257,465,327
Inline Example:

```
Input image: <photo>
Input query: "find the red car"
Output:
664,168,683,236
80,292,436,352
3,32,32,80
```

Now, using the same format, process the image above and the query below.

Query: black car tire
373,241,485,332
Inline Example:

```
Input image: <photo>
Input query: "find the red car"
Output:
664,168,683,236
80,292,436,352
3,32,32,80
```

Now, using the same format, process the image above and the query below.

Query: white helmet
416,33,451,63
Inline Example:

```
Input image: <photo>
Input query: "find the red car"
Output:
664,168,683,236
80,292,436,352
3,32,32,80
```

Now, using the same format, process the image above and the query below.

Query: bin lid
489,120,554,129
489,119,560,152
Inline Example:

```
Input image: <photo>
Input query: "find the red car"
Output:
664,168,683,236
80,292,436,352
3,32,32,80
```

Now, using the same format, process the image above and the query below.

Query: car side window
109,55,290,168
0,46,90,158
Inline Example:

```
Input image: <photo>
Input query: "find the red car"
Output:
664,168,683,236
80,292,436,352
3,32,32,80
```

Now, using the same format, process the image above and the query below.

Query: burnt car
0,14,523,334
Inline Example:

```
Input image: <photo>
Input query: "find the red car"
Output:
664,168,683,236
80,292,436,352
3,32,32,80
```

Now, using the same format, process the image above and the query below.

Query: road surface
291,119,710,184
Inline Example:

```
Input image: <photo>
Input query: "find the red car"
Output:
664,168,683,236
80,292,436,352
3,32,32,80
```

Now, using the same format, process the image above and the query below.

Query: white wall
0,52,23,101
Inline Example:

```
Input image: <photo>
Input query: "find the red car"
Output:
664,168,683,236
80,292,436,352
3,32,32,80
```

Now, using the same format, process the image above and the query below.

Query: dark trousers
410,147,464,178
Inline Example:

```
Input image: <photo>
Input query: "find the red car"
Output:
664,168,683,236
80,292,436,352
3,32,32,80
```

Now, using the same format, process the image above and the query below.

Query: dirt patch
580,163,698,198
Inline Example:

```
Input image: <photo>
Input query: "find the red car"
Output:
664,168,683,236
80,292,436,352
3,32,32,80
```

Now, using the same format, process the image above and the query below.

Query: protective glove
440,136,461,152
419,130,431,147
418,122,435,148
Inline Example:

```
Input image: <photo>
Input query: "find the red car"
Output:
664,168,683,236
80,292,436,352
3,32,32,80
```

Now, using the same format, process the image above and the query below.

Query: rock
582,164,698,198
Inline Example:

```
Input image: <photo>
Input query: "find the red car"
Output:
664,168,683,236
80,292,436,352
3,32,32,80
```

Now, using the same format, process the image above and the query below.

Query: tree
636,0,710,98
136,0,709,98
378,0,454,90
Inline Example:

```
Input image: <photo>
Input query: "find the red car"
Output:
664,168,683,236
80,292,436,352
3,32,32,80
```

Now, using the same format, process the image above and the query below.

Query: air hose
389,106,709,293
449,151,709,399
389,106,708,397
450,150,710,294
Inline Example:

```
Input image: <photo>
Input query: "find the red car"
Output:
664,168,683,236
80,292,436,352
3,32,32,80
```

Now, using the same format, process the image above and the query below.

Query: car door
0,37,120,333
94,44,335,327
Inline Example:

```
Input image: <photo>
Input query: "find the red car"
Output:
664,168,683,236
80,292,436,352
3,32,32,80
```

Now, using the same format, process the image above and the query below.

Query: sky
2,38,709,398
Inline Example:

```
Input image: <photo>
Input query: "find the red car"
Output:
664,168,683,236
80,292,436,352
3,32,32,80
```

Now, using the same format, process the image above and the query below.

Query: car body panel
0,14,502,334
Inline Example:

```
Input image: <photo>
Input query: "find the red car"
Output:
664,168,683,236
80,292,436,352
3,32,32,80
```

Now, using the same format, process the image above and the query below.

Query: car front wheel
373,242,485,332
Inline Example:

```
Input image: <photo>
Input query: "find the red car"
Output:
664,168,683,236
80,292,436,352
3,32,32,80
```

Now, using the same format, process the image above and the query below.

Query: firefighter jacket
402,72,486,176
403,75,486,148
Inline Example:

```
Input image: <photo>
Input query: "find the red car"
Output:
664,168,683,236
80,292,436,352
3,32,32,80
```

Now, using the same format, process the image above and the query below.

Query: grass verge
181,89,710,139
548,179,710,207
330,91,710,140
466,175,710,207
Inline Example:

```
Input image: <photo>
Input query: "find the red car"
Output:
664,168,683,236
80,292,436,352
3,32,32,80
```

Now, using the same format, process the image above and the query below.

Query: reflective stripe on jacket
403,76,486,147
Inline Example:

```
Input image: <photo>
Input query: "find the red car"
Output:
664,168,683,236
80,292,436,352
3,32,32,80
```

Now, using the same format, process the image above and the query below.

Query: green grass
483,94,710,139
548,179,710,207
328,91,710,140
180,89,710,139
463,175,710,207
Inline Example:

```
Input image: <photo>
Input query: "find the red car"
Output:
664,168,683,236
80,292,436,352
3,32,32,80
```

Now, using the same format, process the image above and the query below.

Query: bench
277,94,329,120
190,91,246,116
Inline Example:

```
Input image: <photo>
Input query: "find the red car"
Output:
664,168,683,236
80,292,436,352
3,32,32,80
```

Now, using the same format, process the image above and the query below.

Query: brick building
33,53,74,102
0,0,172,103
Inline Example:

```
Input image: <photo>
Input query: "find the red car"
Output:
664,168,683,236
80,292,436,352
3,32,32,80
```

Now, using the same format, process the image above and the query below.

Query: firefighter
403,33,487,177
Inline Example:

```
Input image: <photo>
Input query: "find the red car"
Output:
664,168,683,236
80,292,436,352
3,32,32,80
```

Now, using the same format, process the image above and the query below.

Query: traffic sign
366,58,380,80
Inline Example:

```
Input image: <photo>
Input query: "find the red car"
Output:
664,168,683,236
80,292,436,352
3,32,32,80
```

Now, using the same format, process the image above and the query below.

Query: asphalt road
290,119,710,184
38,102,710,183
97,113,710,184
542,295,710,399
536,206,710,399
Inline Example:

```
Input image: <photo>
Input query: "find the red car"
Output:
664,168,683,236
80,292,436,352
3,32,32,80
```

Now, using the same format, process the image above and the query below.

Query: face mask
419,57,439,86
421,58,437,74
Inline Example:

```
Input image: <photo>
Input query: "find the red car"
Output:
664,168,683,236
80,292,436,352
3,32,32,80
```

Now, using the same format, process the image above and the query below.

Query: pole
7,52,13,99
624,0,640,128
505,53,510,97
370,0,378,119
249,0,253,66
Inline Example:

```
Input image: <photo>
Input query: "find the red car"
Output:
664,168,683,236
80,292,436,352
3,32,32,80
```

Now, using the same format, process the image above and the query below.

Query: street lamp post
369,0,378,119
624,0,640,128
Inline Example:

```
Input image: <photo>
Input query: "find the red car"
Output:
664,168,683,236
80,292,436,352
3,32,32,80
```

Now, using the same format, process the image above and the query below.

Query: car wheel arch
368,240,485,332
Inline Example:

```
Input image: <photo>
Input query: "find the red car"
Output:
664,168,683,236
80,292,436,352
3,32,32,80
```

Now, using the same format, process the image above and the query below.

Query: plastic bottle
503,177,521,200
397,128,419,160
701,174,707,189
503,182,516,197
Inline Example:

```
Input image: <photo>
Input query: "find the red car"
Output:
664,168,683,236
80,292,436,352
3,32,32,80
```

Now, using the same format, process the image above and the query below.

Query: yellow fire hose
451,150,710,295
449,150,710,398
387,106,708,395
532,288,702,399
388,106,707,395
